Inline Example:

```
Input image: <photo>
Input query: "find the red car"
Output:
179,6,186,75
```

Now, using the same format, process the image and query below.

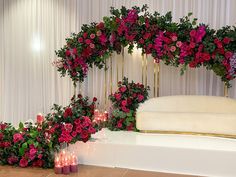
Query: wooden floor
0,165,200,177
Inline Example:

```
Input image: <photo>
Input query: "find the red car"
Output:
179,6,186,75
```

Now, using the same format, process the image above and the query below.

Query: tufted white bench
136,95,236,138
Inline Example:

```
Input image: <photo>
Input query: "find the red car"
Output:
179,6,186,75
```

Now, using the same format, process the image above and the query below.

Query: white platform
69,128,236,177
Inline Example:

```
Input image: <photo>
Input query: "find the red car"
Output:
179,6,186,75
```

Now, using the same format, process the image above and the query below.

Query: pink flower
97,22,104,30
170,46,176,52
171,36,177,41
121,100,127,106
117,122,122,128
190,30,197,37
38,154,43,159
114,93,121,101
137,94,144,102
0,123,7,130
7,156,18,165
119,86,127,93
88,126,96,134
78,37,83,43
89,43,95,49
81,130,89,139
19,158,28,167
189,42,196,49
225,51,233,59
74,118,81,125
90,33,95,39
64,123,73,132
99,34,107,45
32,159,43,167
13,133,23,143
4,141,11,147
76,126,82,133
121,106,130,113
29,148,37,160
96,30,102,37
176,41,182,48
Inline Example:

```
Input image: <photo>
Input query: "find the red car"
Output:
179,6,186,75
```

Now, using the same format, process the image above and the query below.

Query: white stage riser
68,129,236,177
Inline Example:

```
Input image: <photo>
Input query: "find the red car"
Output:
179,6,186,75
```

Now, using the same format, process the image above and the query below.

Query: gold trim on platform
140,130,236,139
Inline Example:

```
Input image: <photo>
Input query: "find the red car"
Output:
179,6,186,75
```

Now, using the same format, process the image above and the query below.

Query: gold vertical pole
145,54,148,87
110,54,113,94
142,54,144,84
104,60,107,106
224,82,229,97
73,83,76,97
157,63,160,97
122,47,124,79
79,83,82,94
116,54,119,85
154,60,157,97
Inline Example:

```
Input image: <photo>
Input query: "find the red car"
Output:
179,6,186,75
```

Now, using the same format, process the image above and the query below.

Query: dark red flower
223,37,231,44
0,133,3,141
63,107,72,118
13,133,24,143
7,156,18,165
119,86,127,93
137,94,144,102
121,100,127,106
19,158,28,167
93,97,97,102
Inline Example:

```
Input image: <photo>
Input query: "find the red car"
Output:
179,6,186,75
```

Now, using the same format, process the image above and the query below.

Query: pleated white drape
0,0,236,125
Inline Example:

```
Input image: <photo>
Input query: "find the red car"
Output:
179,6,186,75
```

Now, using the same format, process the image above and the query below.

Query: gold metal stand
121,47,124,79
110,55,113,94
145,54,148,87
104,60,107,106
142,54,144,84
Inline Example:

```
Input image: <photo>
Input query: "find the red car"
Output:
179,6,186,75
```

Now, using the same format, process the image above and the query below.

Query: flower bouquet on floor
108,77,149,131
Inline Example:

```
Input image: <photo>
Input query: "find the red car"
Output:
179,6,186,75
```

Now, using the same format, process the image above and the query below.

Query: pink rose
38,154,43,159
176,41,182,48
190,30,197,37
171,36,177,41
13,133,23,143
121,106,130,113
89,43,95,49
117,122,122,128
64,123,73,132
83,32,88,38
90,33,95,39
119,86,127,93
74,118,81,125
71,131,77,137
170,46,176,52
225,51,233,59
189,42,196,49
36,114,44,125
4,141,11,147
88,126,96,134
138,94,144,102
19,158,28,167
121,100,127,106
76,126,82,133
29,148,37,160
81,130,89,139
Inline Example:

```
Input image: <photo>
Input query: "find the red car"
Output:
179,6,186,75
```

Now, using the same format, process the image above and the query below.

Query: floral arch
55,5,236,88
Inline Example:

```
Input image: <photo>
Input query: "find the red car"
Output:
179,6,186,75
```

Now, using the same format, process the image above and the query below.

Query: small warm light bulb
32,35,42,52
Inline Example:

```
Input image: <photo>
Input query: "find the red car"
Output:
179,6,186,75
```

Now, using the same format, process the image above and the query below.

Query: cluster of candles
93,109,108,123
54,149,78,175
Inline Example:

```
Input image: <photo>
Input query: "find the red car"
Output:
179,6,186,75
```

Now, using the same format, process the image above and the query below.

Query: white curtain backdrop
0,0,236,125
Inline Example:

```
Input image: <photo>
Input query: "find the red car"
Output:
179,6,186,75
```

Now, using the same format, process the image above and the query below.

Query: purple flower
229,53,236,76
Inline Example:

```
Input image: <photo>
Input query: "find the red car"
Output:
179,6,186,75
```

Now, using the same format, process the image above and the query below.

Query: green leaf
19,147,25,156
34,142,39,148
27,139,34,145
22,142,28,149
19,122,24,130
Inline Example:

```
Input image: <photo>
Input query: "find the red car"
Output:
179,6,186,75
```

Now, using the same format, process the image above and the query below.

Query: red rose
97,22,104,29
71,131,77,137
76,126,82,133
78,37,83,43
38,154,43,159
119,86,127,93
65,50,71,56
117,122,122,128
114,93,121,101
88,126,96,134
0,133,3,141
4,141,11,147
74,118,81,125
0,123,7,130
223,37,231,44
32,159,43,167
121,100,127,106
63,107,72,118
93,97,97,102
225,51,233,59
83,32,88,38
13,133,24,143
121,106,130,113
29,147,37,160
19,158,28,167
81,130,89,139
190,30,197,37
189,42,195,49
137,94,144,102
85,39,92,45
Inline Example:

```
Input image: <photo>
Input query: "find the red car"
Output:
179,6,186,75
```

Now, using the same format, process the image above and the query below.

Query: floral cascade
108,77,149,131
0,94,98,168
55,5,236,87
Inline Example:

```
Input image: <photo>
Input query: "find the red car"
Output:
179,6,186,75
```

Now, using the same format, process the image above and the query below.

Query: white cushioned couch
136,95,236,137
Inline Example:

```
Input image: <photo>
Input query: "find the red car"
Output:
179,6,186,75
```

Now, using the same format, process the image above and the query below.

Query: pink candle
63,165,70,175
70,164,78,173
54,165,63,174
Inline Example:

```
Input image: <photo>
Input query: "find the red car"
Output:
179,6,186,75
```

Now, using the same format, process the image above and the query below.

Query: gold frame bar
142,54,144,84
104,60,107,106
154,60,157,97
122,47,124,79
140,130,236,139
224,82,229,97
157,63,160,97
145,54,148,87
